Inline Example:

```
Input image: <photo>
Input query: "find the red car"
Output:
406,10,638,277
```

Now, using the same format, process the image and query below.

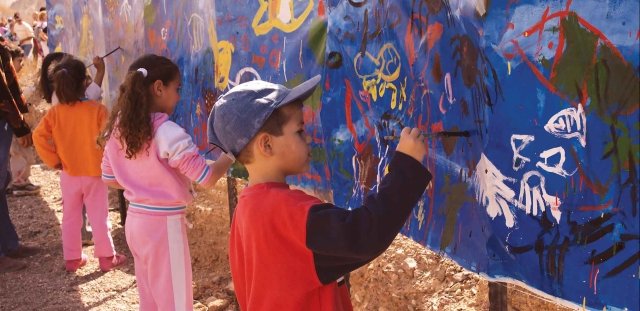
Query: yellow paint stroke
508,61,511,75
207,19,235,91
216,41,235,91
354,43,405,110
54,43,62,52
54,15,64,30
78,7,92,58
252,0,314,36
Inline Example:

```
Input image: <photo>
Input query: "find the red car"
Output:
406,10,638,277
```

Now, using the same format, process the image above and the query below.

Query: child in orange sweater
33,57,126,272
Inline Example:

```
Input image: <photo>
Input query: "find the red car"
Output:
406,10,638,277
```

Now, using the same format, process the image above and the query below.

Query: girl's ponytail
52,57,86,104
100,54,179,159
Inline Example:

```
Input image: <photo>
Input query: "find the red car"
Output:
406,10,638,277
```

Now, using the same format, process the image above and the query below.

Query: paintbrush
86,46,122,68
383,130,475,141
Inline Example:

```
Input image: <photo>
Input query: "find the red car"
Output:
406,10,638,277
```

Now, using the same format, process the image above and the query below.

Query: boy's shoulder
240,184,323,209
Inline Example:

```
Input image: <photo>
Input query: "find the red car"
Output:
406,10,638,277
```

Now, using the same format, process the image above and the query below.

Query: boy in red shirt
208,75,431,310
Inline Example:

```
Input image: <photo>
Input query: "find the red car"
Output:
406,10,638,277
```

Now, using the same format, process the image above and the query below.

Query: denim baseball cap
207,75,321,156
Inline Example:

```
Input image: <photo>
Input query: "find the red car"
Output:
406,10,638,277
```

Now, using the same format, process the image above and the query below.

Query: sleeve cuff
195,165,212,184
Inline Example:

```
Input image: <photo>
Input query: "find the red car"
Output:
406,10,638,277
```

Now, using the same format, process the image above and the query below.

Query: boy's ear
151,80,164,97
255,133,274,157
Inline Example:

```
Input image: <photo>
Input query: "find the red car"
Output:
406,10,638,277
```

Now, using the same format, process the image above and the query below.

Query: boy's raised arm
306,128,431,284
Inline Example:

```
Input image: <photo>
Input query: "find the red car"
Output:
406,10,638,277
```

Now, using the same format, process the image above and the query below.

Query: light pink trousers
125,211,193,311
60,172,115,260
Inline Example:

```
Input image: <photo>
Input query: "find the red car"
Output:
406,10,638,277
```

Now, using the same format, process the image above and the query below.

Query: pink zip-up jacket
101,113,211,215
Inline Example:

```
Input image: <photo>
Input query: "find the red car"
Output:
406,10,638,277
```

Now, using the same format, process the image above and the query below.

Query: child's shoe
65,254,88,272
99,253,126,272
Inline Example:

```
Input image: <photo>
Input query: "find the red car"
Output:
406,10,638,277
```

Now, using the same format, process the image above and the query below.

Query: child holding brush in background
33,56,126,272
40,53,106,105
36,50,115,243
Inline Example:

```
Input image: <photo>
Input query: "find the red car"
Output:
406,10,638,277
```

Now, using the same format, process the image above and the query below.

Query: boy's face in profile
269,104,312,176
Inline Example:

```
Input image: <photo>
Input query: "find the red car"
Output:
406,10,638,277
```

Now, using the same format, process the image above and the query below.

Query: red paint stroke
303,172,322,183
594,268,599,295
570,148,607,196
318,0,325,17
324,74,331,91
533,7,551,59
241,33,250,52
260,44,268,54
344,79,375,154
324,164,331,184
438,93,447,114
252,54,266,69
578,200,613,211
589,262,594,288
237,16,249,29
405,20,416,67
427,22,444,51
196,122,207,151
430,121,444,134
269,49,281,70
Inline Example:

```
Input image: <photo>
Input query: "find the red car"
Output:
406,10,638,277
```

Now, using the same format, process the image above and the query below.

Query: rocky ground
0,60,578,310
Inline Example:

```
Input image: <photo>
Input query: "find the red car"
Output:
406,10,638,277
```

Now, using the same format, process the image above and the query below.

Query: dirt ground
0,60,579,311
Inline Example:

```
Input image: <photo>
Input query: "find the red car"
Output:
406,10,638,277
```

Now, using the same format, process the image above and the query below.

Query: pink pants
125,211,193,311
60,172,115,260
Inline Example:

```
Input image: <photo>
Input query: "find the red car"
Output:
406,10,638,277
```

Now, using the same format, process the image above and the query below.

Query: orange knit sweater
33,100,108,177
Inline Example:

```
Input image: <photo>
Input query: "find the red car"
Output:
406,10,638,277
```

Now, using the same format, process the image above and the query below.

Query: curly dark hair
101,54,180,159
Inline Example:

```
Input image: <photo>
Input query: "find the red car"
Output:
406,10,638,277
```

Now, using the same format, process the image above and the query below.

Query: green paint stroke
588,44,640,118
308,18,327,66
144,3,156,26
286,74,322,111
311,146,327,163
439,176,473,251
551,14,598,100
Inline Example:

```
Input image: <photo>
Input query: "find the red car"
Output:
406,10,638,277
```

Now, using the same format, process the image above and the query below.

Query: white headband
136,68,148,77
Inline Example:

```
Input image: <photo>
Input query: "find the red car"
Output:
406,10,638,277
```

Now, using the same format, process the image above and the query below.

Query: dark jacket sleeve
0,45,31,137
306,152,431,284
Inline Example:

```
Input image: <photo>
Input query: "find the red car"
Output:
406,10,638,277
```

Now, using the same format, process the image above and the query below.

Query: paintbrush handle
383,131,471,141
86,46,121,68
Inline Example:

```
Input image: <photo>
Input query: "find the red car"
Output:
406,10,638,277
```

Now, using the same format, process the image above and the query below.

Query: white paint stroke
544,104,587,147
536,146,577,178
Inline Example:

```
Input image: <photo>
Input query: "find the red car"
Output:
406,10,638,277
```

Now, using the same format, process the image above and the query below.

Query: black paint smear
570,212,613,242
348,0,367,8
620,234,640,241
604,251,640,278
359,9,369,57
507,243,534,254
586,242,626,265
581,223,615,245
326,51,343,69
557,238,570,283
547,233,559,278
623,149,638,217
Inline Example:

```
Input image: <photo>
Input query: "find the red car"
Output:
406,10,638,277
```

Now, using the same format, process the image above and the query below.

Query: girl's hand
395,127,426,163
92,56,105,72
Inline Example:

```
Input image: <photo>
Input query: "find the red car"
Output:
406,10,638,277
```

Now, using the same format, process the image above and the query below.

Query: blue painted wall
48,0,639,309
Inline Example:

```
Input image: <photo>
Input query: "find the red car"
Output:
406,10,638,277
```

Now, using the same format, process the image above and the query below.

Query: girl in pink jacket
100,54,233,310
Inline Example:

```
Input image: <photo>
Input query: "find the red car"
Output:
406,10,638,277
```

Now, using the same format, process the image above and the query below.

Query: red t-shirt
229,153,431,310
